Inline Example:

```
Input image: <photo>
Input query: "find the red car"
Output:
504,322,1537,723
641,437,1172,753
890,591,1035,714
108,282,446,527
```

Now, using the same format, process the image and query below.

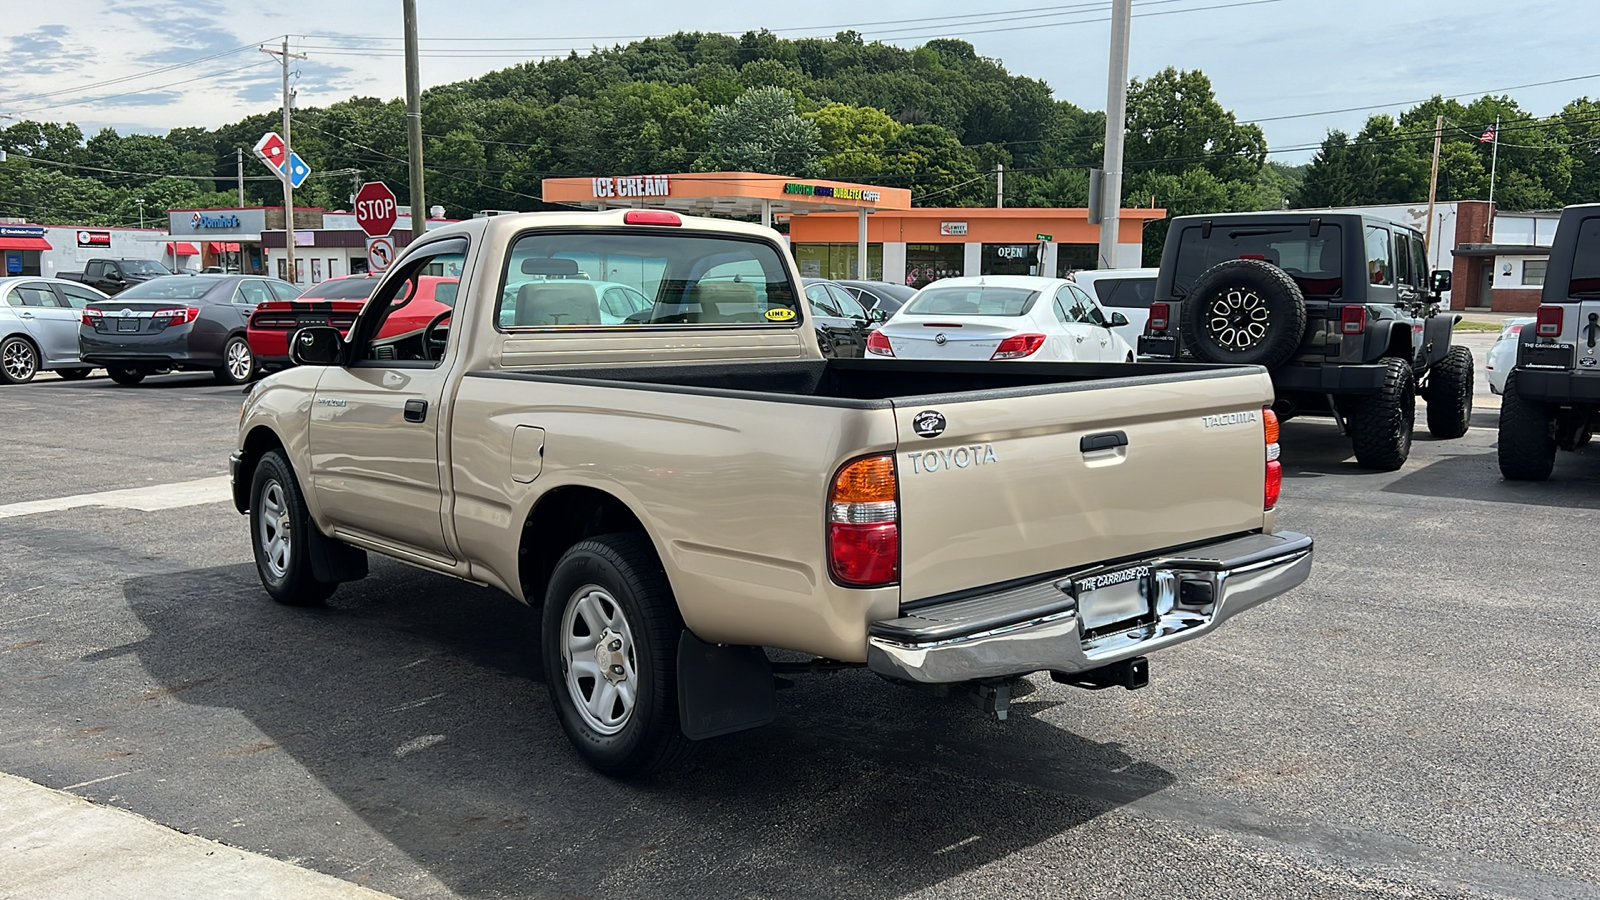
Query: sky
2,0,1597,165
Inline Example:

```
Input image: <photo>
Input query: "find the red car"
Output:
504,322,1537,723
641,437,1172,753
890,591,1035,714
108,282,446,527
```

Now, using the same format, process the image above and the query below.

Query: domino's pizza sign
192,212,241,229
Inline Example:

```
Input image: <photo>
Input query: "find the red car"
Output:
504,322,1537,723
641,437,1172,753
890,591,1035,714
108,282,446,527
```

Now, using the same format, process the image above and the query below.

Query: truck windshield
1174,224,1343,299
498,232,799,328
120,260,172,275
903,286,1038,317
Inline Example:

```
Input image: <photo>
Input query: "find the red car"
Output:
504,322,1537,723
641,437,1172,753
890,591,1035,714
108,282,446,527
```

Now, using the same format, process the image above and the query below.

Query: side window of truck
86,262,104,280
1392,232,1413,288
354,239,470,367
1365,226,1392,286
1568,218,1600,296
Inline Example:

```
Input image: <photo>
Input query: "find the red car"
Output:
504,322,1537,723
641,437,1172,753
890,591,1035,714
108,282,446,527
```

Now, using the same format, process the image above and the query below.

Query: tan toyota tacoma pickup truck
230,209,1313,776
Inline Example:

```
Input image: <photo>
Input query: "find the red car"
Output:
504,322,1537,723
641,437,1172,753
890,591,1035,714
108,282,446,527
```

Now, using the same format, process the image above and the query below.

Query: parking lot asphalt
2,352,1598,900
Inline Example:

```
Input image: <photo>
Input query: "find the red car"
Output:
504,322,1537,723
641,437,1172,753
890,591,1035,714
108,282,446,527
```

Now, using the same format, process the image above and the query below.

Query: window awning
0,237,52,251
206,241,240,253
166,241,200,256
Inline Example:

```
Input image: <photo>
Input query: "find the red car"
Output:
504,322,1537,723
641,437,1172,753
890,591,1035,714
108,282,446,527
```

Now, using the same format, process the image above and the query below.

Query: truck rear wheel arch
1384,323,1412,364
519,486,655,606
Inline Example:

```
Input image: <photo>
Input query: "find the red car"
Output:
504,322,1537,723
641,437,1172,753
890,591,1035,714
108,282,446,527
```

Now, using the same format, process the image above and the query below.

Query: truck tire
249,450,338,606
1347,357,1415,471
1422,345,1474,439
107,367,145,385
543,533,694,777
56,367,93,381
1178,258,1307,370
1497,371,1557,481
0,335,39,384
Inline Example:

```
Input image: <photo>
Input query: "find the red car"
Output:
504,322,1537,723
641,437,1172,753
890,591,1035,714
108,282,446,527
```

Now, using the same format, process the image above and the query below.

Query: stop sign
353,181,398,237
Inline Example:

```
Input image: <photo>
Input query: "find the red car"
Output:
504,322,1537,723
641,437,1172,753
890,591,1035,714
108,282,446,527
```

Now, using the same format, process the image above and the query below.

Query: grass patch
1452,320,1505,332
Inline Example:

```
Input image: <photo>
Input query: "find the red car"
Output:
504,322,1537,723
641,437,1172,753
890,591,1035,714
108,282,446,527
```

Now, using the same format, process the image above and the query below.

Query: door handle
19,312,34,319
404,399,428,423
1080,431,1128,453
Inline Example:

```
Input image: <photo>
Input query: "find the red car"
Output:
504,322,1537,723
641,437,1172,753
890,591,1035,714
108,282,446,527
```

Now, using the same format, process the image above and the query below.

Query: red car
249,274,459,371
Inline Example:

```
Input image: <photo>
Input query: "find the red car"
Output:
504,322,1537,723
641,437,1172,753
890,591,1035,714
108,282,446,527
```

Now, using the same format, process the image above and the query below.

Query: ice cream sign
591,175,672,198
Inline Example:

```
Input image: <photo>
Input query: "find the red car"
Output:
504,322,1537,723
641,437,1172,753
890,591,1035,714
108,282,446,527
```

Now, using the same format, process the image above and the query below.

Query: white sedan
1485,316,1535,394
865,276,1135,362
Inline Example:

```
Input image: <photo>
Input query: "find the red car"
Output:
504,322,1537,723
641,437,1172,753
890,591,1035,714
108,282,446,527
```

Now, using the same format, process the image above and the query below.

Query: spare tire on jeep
1179,258,1308,369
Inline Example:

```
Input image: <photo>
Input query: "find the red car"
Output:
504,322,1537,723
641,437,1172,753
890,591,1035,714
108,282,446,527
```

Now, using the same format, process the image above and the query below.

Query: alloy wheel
258,479,291,579
2,339,37,382
1206,288,1271,352
227,340,254,382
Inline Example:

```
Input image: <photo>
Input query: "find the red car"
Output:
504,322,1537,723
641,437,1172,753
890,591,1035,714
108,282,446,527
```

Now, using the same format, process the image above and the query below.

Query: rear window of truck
1174,224,1343,299
497,231,800,329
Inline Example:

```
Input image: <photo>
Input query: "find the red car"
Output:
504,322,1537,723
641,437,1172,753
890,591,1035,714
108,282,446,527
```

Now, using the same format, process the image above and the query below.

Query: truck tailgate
895,370,1273,602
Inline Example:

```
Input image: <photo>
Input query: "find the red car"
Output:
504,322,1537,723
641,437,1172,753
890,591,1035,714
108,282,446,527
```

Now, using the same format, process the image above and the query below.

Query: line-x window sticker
1202,410,1259,428
905,444,998,474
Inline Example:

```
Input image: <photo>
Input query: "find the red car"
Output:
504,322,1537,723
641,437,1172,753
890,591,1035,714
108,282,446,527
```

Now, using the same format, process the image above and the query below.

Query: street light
133,198,145,229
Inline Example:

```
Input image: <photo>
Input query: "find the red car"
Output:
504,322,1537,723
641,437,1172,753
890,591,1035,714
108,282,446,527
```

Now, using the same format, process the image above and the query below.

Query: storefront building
0,223,175,278
788,208,1165,287
167,206,325,277
261,210,456,285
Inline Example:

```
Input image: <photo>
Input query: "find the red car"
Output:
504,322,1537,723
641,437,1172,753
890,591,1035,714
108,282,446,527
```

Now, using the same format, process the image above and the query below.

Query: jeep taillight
1148,302,1169,333
1536,305,1564,338
828,454,898,587
1264,408,1282,510
866,329,894,357
1341,306,1366,335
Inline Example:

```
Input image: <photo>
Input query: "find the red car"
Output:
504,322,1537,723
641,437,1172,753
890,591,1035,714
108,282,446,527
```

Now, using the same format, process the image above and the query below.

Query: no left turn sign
366,235,396,273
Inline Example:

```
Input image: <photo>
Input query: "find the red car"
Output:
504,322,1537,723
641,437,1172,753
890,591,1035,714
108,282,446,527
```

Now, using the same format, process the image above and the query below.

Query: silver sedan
0,277,108,384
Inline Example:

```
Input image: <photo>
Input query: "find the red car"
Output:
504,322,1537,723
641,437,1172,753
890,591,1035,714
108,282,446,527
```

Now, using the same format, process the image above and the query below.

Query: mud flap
307,532,368,584
676,631,775,740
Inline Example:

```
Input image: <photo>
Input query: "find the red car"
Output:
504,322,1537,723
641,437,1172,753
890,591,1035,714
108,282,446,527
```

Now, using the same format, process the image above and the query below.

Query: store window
1523,260,1547,286
904,243,966,288
1055,243,1097,277
981,243,1039,276
793,243,883,281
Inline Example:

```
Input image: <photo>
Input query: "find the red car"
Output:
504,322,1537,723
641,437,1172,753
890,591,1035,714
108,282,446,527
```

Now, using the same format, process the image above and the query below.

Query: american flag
1479,125,1497,143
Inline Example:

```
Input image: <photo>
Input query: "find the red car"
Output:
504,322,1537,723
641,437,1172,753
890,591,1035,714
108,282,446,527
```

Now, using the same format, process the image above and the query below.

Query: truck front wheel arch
519,486,653,606
235,426,287,513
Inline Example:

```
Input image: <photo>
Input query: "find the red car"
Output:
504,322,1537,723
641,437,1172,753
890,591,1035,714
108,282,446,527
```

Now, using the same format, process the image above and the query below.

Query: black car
79,274,301,386
832,279,918,315
801,278,888,358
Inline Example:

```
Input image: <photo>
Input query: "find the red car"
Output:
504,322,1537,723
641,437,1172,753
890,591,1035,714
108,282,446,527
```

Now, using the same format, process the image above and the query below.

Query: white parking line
0,477,233,520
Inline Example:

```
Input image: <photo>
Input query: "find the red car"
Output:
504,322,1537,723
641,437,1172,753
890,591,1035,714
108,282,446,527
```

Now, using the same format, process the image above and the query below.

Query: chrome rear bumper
867,531,1312,684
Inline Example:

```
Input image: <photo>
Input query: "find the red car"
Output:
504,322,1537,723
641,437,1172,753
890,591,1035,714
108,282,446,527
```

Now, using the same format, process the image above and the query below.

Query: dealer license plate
116,319,141,333
1069,565,1152,631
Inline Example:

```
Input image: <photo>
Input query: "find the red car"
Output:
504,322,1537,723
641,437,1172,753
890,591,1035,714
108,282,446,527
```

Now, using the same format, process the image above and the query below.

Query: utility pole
260,38,306,282
404,0,428,235
236,147,245,207
1486,113,1501,240
995,163,1004,209
1424,114,1443,259
1097,0,1132,269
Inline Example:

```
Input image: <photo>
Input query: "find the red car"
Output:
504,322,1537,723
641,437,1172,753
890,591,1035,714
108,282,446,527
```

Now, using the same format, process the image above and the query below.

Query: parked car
0,277,108,384
232,208,1312,776
249,274,460,372
1070,267,1159,352
1498,202,1600,480
832,280,918,316
1485,317,1534,395
1141,211,1471,471
59,258,172,296
866,275,1135,362
79,274,300,386
801,278,881,358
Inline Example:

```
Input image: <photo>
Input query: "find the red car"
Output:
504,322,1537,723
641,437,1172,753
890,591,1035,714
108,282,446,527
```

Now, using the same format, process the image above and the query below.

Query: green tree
705,86,821,175
806,103,902,177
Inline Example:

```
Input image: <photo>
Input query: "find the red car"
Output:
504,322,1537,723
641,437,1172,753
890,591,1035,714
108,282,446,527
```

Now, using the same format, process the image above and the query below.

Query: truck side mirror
1430,270,1452,294
290,326,345,366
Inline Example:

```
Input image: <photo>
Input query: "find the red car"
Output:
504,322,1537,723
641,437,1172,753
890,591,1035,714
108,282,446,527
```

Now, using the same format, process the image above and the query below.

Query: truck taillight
1341,305,1366,335
1147,302,1169,332
1264,408,1282,510
991,333,1046,360
828,454,898,587
1536,305,1564,337
81,309,103,326
866,329,894,357
154,307,199,325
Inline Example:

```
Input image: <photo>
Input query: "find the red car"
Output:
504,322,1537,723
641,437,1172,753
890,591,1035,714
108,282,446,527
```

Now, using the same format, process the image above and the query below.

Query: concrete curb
0,773,397,900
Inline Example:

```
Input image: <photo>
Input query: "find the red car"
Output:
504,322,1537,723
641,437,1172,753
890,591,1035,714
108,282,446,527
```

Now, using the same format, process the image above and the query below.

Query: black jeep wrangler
1498,202,1600,481
1141,212,1471,471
